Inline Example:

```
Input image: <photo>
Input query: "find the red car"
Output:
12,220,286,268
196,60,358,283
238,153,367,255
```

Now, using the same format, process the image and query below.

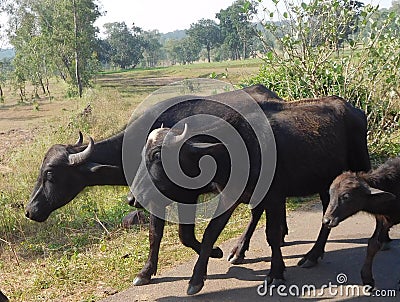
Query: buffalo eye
151,150,161,161
44,171,54,183
339,193,350,204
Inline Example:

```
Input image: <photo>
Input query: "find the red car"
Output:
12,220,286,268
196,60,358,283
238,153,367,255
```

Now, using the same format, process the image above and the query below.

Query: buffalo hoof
227,252,245,265
362,281,375,293
362,278,375,291
266,276,285,286
210,247,223,259
297,257,318,268
187,283,204,295
133,276,151,286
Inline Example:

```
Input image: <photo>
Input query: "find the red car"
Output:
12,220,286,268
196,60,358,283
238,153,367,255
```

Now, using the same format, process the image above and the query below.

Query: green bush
245,0,400,158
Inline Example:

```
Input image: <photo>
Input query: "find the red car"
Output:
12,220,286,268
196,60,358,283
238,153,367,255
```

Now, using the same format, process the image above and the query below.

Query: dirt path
0,98,76,174
101,203,400,302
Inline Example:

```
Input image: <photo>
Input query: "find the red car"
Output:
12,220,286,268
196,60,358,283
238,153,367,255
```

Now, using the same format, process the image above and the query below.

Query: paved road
101,203,400,302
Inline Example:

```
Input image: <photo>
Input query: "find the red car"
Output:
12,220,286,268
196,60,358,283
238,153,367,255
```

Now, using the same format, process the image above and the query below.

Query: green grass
2,59,295,302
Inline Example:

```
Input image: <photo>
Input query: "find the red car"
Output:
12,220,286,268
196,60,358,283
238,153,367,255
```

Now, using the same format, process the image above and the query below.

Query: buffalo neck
85,131,127,186
363,197,399,218
362,173,400,224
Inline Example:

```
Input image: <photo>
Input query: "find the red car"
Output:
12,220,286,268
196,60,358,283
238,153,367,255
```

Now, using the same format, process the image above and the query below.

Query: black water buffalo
0,290,8,302
132,95,371,295
323,157,400,288
25,84,280,223
25,85,290,285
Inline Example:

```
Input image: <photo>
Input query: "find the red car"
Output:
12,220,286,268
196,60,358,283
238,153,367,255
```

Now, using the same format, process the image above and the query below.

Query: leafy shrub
245,0,400,158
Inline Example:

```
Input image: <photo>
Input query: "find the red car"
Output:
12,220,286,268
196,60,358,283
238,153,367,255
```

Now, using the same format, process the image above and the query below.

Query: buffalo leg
133,213,165,286
361,216,387,288
380,226,392,251
178,204,223,258
227,205,264,264
298,191,331,268
265,198,286,285
228,203,288,264
187,201,238,295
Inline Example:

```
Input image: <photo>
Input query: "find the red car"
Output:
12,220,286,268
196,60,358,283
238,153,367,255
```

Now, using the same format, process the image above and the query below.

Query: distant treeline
0,0,261,99
97,1,262,69
0,0,399,101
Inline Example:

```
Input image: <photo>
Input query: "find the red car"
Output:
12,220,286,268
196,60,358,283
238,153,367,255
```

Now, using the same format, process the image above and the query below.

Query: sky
0,0,395,48
94,0,394,34
94,0,236,33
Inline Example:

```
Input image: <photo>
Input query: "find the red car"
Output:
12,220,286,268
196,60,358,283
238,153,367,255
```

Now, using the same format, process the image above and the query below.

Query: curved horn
168,123,188,145
74,131,84,146
68,137,94,166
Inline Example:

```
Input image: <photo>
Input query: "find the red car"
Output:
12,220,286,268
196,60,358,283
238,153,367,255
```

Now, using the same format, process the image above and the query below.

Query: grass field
0,59,311,302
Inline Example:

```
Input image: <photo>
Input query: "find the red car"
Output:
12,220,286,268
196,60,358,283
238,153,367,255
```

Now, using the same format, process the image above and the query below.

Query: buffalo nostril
126,193,135,206
322,217,331,225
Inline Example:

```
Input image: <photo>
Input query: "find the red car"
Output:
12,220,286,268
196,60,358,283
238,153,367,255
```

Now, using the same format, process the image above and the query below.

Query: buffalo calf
324,157,400,288
133,94,372,295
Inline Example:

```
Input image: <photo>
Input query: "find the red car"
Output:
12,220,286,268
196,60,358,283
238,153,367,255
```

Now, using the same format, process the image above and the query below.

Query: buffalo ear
369,187,396,203
82,162,119,173
188,142,225,156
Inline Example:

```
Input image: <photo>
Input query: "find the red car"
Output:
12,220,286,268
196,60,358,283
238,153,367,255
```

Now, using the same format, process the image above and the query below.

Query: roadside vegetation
0,0,399,301
244,0,400,160
0,61,268,302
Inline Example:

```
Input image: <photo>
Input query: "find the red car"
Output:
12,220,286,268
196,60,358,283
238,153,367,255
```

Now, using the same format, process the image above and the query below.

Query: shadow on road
153,240,400,301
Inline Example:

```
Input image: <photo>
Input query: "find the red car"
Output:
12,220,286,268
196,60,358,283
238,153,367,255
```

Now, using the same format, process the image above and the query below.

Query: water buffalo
25,84,379,289
323,157,400,288
132,95,371,295
0,290,8,302
25,85,289,285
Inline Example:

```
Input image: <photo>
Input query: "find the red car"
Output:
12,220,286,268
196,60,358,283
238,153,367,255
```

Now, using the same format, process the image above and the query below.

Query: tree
49,0,100,97
305,0,364,50
141,30,163,67
0,0,8,48
0,0,10,102
0,58,12,102
6,0,101,98
373,1,400,36
166,37,201,65
104,22,144,69
186,19,221,63
216,0,258,60
7,0,43,101
96,38,112,66
249,0,400,155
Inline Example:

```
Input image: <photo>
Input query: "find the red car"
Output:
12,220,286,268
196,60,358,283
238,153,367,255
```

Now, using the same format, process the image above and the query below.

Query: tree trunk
34,86,40,100
72,0,83,98
19,85,26,103
207,45,211,63
40,78,46,94
0,84,3,102
236,49,240,60
45,77,51,100
61,58,72,81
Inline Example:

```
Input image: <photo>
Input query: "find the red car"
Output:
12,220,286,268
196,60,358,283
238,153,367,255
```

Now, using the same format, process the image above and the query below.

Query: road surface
101,202,400,302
